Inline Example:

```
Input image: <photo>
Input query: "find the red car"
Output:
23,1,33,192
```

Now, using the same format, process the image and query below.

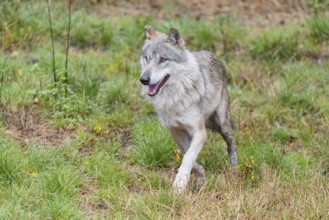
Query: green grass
132,118,176,168
0,143,24,186
307,15,329,44
249,27,300,61
0,0,328,219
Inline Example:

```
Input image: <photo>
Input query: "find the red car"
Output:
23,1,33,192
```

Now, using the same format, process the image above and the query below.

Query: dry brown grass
178,167,329,219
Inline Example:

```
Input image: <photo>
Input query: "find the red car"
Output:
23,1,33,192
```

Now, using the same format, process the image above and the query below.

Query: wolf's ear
144,25,156,40
144,25,166,41
166,28,185,47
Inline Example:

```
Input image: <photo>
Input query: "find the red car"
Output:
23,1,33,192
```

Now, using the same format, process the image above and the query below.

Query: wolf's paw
172,174,189,194
195,175,206,188
230,163,240,177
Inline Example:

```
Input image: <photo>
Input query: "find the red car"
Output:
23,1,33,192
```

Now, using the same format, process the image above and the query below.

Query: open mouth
148,74,170,96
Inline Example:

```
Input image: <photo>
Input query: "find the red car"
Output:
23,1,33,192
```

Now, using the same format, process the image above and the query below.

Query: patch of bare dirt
1,105,74,147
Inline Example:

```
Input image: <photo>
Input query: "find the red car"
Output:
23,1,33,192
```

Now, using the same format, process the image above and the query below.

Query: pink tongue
148,83,159,94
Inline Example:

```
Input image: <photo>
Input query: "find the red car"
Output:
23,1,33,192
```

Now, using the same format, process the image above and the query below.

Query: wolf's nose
140,75,150,85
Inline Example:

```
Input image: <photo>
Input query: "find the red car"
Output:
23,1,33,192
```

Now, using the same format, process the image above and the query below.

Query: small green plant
132,118,176,168
52,95,94,128
0,149,23,186
240,157,256,183
30,68,95,128
307,15,329,44
100,22,113,47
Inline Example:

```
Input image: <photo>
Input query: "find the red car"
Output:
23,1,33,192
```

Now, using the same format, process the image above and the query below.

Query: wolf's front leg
173,126,207,193
170,129,206,185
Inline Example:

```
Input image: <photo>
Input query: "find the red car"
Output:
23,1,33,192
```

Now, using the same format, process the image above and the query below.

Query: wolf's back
192,50,226,84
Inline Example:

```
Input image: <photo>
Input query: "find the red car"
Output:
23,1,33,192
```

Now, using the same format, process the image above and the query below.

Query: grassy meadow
0,0,328,219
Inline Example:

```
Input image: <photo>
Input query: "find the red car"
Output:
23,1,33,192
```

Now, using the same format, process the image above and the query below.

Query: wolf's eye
159,57,168,63
144,56,148,63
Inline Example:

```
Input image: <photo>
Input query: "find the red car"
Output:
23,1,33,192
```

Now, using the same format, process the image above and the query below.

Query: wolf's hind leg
192,161,206,186
215,91,238,168
216,112,238,168
219,115,238,168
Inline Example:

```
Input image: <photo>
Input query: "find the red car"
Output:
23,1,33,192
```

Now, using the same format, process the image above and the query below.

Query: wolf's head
140,26,187,97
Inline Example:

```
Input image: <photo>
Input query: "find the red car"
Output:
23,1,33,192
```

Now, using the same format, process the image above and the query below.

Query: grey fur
193,50,238,167
140,26,238,193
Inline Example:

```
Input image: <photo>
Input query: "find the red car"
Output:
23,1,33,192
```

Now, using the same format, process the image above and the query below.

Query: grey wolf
140,25,238,193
